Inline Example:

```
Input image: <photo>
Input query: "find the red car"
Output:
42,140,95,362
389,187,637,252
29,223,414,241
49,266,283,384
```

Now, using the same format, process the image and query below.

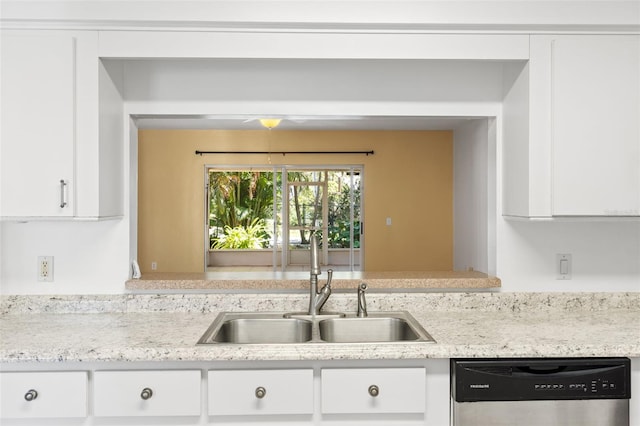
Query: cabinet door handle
59,180,68,208
255,386,267,399
24,389,38,401
140,387,153,400
368,385,379,397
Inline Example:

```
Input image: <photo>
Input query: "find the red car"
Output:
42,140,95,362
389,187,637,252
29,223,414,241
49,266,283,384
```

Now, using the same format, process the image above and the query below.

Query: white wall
121,58,506,118
453,118,492,275
123,59,506,103
0,220,130,294
496,219,640,291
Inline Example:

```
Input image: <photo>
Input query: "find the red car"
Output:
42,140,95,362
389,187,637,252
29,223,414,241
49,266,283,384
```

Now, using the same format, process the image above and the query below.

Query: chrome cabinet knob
255,386,267,399
368,385,379,397
24,389,38,401
140,387,153,400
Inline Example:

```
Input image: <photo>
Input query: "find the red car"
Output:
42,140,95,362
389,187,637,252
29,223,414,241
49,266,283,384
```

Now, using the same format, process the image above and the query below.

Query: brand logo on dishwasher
469,384,490,389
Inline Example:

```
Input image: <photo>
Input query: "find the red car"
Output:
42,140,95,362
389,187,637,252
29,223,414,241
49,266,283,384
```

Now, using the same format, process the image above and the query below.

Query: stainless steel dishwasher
451,358,631,426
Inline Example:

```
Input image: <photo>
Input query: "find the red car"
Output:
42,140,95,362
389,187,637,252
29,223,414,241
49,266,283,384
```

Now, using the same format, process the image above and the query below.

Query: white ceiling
133,115,483,131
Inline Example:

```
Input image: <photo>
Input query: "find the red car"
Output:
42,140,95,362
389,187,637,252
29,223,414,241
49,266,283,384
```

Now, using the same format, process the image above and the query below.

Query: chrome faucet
357,283,368,317
308,233,332,315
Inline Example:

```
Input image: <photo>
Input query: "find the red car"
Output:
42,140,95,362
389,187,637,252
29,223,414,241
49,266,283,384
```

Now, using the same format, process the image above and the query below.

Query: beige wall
138,129,453,272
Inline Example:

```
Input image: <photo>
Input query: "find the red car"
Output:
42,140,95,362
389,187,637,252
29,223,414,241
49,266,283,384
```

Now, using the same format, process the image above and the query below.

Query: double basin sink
197,311,435,345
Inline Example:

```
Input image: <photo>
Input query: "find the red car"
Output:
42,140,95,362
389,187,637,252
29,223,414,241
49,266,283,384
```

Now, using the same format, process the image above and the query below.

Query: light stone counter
125,270,501,291
1,292,638,363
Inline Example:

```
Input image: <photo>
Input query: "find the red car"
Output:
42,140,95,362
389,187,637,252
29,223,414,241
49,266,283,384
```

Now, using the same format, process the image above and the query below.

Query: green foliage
209,171,274,249
212,218,270,249
327,178,361,248
327,220,361,249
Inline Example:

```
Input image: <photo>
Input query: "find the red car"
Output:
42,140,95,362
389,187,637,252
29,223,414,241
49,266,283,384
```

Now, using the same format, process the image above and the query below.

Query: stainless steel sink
197,311,435,345
197,313,313,344
318,316,426,343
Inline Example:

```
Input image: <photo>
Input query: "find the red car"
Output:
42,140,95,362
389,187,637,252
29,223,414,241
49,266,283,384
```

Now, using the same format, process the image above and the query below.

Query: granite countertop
1,292,638,363
125,270,501,291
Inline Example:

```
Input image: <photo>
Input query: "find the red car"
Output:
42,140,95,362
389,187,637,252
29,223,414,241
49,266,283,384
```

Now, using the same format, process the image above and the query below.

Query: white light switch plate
556,253,572,280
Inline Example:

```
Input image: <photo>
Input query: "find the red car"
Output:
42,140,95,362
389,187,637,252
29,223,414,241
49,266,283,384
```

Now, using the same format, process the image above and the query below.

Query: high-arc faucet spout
310,233,321,276
308,233,332,315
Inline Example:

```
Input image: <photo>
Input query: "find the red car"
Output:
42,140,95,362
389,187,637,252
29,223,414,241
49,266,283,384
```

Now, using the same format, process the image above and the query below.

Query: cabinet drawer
209,369,314,416
321,368,425,414
94,370,201,417
0,371,87,418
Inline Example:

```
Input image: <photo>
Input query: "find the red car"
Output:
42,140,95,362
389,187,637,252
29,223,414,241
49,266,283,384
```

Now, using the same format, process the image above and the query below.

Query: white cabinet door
551,35,640,216
321,367,426,414
0,371,87,418
0,32,75,217
209,369,314,416
504,35,640,218
93,370,201,417
0,29,123,220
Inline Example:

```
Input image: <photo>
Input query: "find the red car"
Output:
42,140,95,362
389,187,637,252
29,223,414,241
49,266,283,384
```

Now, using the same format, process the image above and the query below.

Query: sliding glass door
207,166,363,272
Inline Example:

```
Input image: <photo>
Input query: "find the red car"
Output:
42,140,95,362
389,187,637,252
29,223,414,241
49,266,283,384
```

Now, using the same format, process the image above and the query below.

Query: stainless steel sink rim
197,311,436,345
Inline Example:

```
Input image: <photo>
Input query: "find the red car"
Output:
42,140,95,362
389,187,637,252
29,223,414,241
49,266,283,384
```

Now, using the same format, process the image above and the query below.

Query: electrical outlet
151,261,157,271
38,256,54,282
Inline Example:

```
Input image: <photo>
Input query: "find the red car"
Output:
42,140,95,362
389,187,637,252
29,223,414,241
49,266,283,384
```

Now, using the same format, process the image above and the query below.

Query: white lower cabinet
0,371,88,419
93,370,201,417
0,361,449,425
321,368,426,414
209,369,314,416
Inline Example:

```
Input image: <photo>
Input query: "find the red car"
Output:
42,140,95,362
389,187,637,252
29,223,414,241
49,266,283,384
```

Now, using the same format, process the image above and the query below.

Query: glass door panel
285,173,326,268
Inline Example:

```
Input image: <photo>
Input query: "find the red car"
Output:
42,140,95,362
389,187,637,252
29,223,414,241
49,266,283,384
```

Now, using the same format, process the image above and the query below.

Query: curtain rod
195,150,374,156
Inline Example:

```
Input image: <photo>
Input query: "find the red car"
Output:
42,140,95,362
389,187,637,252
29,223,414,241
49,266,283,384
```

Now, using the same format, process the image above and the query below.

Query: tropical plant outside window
209,171,274,250
208,167,362,270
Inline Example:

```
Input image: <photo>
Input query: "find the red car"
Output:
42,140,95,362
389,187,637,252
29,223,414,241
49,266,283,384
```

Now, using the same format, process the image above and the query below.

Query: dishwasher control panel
452,358,631,402
534,378,621,394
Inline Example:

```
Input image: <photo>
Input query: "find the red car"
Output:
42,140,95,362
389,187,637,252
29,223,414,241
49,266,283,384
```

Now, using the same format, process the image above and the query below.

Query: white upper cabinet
1,32,76,217
551,35,639,216
0,30,123,220
503,34,640,218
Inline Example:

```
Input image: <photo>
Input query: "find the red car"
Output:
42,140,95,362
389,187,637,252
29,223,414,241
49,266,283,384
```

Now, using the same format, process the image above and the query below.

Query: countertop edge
2,344,639,364
124,272,501,291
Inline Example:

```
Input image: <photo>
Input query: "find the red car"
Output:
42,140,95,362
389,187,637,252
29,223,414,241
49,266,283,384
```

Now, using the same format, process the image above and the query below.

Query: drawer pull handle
255,386,267,399
24,389,38,401
368,385,379,397
140,388,153,400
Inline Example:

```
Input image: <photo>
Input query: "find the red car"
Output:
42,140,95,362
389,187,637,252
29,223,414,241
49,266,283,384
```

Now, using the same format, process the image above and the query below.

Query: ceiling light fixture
258,118,282,129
